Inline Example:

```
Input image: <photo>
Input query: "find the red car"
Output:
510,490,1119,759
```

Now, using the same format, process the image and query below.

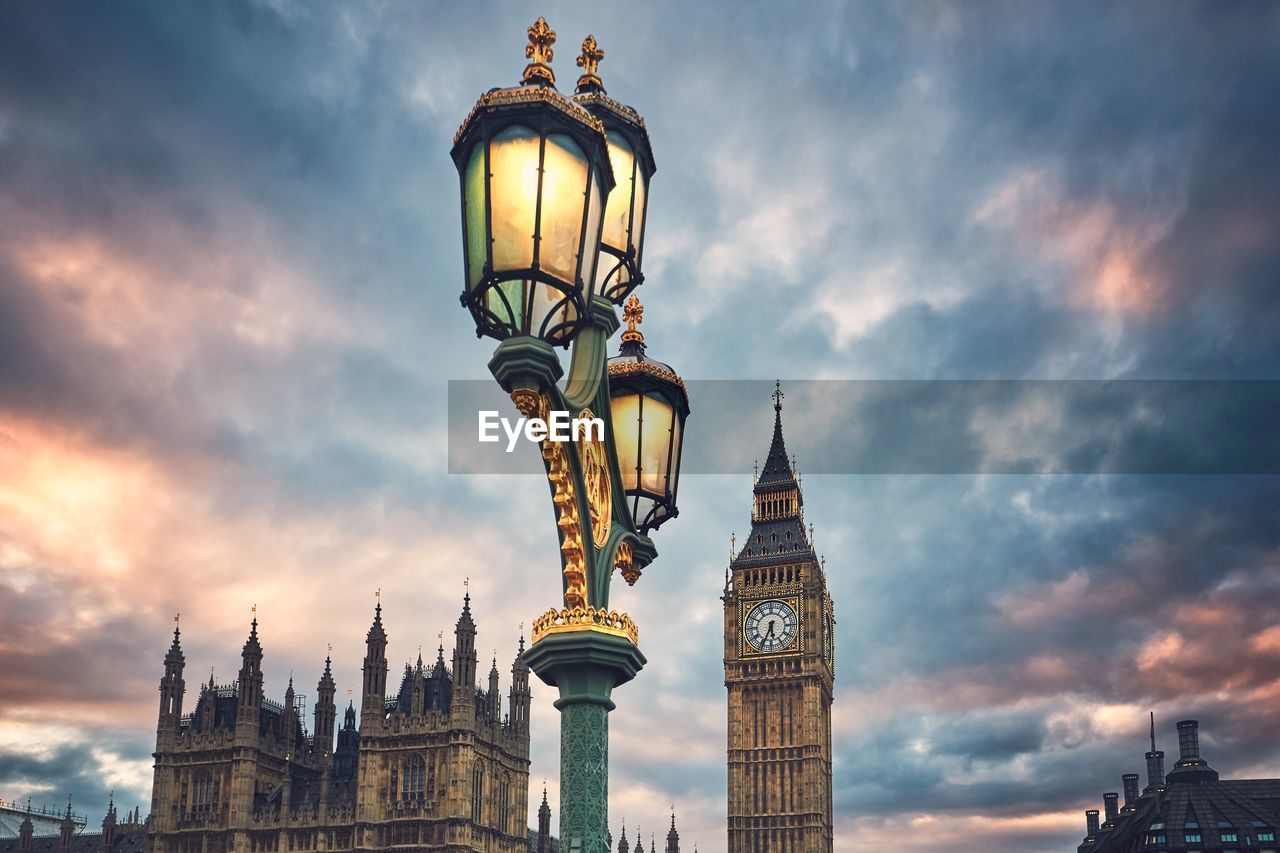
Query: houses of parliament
0,392,835,853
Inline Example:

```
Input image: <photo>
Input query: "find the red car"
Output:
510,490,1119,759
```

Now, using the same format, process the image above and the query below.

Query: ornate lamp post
450,19,689,853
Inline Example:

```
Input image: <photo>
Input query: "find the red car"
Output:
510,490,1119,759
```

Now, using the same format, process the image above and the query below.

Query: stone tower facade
148,594,531,853
723,385,835,853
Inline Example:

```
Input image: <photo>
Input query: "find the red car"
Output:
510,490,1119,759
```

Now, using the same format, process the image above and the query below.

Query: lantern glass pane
485,279,522,330
539,133,588,282
582,166,604,289
667,403,682,495
530,279,578,339
639,393,674,495
464,144,487,289
632,169,647,263
489,125,539,272
601,131,635,253
611,391,642,493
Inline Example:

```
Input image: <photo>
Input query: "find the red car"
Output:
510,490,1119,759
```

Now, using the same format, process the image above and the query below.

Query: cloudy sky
2,2,1279,851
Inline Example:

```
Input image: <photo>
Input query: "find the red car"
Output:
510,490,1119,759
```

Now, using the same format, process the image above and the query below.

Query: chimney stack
1103,792,1119,824
1085,809,1100,837
1168,717,1218,781
1176,719,1200,761
1122,773,1140,807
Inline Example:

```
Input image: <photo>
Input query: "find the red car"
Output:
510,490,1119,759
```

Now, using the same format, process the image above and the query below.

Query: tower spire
756,380,799,488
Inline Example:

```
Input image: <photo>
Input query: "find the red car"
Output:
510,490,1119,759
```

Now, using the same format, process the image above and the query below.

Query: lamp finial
576,34,605,93
621,294,645,345
522,17,557,87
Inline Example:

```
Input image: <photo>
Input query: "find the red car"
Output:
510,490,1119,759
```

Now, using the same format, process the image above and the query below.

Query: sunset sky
2,3,1279,851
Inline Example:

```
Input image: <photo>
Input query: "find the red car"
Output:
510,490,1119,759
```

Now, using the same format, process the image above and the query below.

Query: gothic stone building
722,388,836,853
1077,715,1280,852
148,594,531,852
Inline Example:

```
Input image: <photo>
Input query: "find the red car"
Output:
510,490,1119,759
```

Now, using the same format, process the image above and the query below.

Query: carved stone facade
148,595,531,852
722,388,835,853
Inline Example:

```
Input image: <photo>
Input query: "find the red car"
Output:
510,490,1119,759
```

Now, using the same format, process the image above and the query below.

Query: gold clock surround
739,596,803,658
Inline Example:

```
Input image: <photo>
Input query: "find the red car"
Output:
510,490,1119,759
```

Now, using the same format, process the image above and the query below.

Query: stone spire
487,655,501,720
666,811,679,853
18,798,33,849
314,653,337,754
509,629,531,733
237,615,264,717
756,380,799,489
361,597,388,729
59,795,74,850
537,785,552,853
452,591,478,694
98,791,118,851
157,615,186,743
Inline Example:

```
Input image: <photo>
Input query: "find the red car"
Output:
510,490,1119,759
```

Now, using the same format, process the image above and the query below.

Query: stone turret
157,621,185,748
18,799,33,850
229,617,264,834
487,656,502,720
314,655,337,754
451,593,478,724
59,797,74,851
537,786,552,853
509,633,531,733
361,601,388,730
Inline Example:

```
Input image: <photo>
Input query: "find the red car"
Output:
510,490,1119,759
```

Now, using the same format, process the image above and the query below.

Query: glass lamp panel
484,279,522,330
529,280,578,340
538,133,588,283
667,404,683,498
631,170,648,264
639,393,674,495
581,167,604,290
488,125,540,272
601,132,636,252
610,391,642,493
463,145,487,289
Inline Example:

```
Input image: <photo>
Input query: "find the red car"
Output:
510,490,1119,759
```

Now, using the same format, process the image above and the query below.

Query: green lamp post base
525,630,647,853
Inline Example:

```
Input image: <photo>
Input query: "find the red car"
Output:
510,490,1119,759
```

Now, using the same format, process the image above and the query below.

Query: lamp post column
524,631,645,853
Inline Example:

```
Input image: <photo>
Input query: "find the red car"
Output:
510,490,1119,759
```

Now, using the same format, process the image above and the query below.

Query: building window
497,772,511,832
471,762,484,823
402,756,425,802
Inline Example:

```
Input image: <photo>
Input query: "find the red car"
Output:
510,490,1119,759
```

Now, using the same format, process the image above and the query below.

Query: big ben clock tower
724,383,835,853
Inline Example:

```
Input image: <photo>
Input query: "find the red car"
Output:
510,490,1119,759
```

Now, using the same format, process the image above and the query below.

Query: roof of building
0,828,146,852
1079,718,1280,852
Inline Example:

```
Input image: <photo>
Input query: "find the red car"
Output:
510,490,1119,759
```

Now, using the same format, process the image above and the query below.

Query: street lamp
450,20,688,853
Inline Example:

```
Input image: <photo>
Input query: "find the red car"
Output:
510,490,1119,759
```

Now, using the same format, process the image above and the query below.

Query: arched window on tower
471,761,484,823
497,771,511,833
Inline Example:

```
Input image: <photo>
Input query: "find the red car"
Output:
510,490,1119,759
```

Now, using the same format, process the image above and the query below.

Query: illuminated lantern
607,295,689,533
451,18,616,346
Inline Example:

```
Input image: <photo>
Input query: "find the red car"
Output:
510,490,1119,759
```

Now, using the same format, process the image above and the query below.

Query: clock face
823,612,834,665
744,600,799,653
